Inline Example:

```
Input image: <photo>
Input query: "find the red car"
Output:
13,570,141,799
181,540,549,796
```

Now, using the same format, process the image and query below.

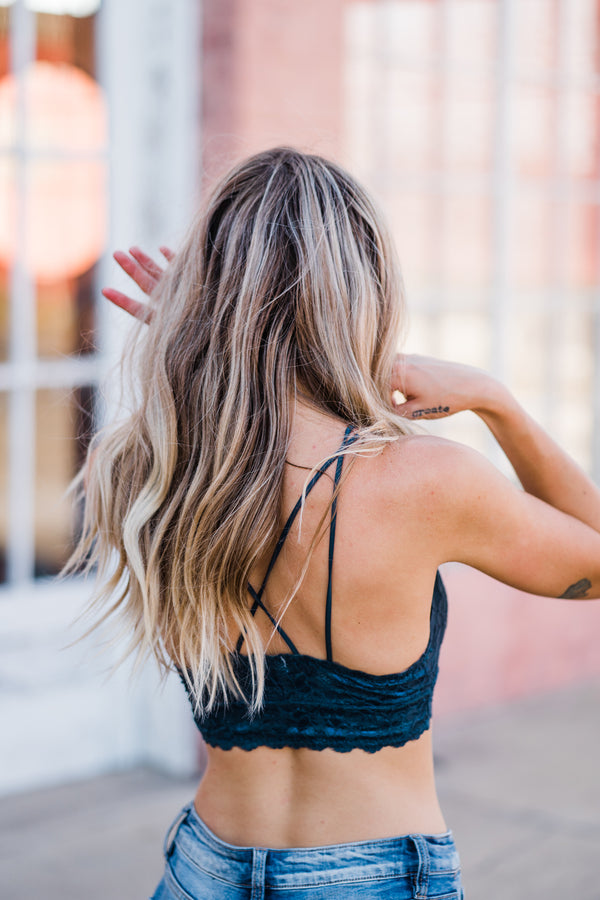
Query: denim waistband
165,801,461,891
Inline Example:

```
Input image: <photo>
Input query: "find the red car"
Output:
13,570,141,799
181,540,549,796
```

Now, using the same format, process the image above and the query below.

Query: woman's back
194,400,449,847
78,148,600,897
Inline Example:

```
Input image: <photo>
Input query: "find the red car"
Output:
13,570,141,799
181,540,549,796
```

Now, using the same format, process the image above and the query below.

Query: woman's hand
101,245,174,324
391,354,504,420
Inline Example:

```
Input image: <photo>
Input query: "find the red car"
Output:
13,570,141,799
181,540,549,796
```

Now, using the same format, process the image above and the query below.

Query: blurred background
2,0,600,894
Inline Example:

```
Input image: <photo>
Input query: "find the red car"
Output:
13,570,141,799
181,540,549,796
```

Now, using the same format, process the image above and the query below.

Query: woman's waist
195,735,446,847
167,801,460,898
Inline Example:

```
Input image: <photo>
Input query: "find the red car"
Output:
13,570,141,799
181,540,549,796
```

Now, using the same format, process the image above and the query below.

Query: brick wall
201,0,345,183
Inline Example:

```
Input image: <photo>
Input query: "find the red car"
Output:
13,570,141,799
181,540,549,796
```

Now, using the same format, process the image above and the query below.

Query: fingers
103,244,174,324
113,250,158,296
101,287,154,324
129,246,165,281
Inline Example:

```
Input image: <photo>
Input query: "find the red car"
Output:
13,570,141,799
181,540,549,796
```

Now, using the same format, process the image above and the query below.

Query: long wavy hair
62,147,413,713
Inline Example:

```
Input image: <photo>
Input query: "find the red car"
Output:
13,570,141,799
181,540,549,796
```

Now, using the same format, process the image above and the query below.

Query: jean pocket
162,803,194,859
426,870,463,899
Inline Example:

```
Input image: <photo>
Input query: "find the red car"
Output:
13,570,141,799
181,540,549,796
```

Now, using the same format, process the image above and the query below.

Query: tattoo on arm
411,406,450,418
559,578,592,599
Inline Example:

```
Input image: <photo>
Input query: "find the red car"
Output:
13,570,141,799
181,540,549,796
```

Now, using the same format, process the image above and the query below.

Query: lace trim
183,574,448,753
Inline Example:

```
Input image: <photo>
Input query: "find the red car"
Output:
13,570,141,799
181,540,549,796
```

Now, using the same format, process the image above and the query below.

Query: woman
68,147,600,899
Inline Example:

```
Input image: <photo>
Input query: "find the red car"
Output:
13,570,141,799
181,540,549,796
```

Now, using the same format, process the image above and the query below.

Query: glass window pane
30,155,107,282
35,385,94,578
37,264,98,357
508,307,547,404
511,193,553,289
515,0,557,78
343,0,600,482
34,9,106,358
387,69,437,174
566,201,598,289
386,189,433,293
345,3,437,178
0,6,9,80
447,0,496,70
439,311,491,370
557,303,594,472
36,9,97,77
513,84,554,179
0,9,107,357
563,89,597,181
445,75,494,174
3,9,108,356
441,193,491,291
564,0,600,79
385,0,436,64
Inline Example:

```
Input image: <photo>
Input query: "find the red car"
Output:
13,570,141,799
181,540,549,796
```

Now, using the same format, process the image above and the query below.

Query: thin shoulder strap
325,425,356,661
236,425,357,656
246,583,300,655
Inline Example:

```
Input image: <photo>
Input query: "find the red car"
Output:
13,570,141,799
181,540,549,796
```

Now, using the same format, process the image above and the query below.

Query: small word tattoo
559,578,592,599
412,406,450,418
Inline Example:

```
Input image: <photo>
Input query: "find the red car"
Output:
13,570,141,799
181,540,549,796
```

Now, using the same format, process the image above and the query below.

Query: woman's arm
392,354,600,599
394,353,600,532
477,387,600,533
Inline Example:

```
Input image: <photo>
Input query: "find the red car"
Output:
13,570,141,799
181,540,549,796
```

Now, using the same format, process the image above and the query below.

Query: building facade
3,0,600,794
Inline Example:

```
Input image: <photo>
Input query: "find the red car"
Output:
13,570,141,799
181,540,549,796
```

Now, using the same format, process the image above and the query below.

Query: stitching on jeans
167,855,460,896
275,887,461,895
172,842,252,888
170,829,461,893
175,839,461,891
420,894,461,900
265,873,413,889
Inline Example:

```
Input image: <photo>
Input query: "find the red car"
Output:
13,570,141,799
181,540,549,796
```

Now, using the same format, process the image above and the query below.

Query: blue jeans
150,801,464,899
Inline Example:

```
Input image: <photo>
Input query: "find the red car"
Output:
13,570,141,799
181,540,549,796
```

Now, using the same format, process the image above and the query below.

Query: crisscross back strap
236,425,357,656
325,446,346,661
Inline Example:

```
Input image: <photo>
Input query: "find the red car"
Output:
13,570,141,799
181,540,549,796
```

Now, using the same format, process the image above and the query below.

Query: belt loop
163,802,192,858
250,847,268,900
409,834,430,899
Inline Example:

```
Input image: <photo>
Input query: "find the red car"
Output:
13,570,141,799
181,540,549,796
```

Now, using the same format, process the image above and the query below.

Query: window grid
2,0,106,585
345,0,600,474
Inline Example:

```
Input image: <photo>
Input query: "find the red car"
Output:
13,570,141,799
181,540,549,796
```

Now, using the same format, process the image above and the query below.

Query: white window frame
0,0,202,794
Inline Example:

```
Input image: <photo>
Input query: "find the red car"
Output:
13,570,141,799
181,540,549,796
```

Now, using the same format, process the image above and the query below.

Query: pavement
1,678,600,900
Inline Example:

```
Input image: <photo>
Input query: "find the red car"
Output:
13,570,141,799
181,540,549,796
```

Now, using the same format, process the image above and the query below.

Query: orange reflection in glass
0,60,107,283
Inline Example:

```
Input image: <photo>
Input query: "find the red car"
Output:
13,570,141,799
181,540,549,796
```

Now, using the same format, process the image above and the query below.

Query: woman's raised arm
392,354,600,600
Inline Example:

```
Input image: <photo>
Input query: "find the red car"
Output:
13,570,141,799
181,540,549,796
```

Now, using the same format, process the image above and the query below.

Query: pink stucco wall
201,0,344,182
434,563,600,716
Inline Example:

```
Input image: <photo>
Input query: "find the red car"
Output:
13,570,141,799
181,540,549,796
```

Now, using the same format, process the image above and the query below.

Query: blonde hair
62,147,412,713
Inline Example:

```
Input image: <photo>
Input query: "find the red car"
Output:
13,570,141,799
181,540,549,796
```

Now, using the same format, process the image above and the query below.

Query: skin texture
102,253,600,848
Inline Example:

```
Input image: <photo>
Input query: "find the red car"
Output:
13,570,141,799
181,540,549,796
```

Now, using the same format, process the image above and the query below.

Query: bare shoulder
352,433,504,549
350,430,600,599
338,433,489,583
368,432,484,498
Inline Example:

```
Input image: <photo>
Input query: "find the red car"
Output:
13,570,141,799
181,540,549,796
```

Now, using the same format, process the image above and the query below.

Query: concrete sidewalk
1,678,599,899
